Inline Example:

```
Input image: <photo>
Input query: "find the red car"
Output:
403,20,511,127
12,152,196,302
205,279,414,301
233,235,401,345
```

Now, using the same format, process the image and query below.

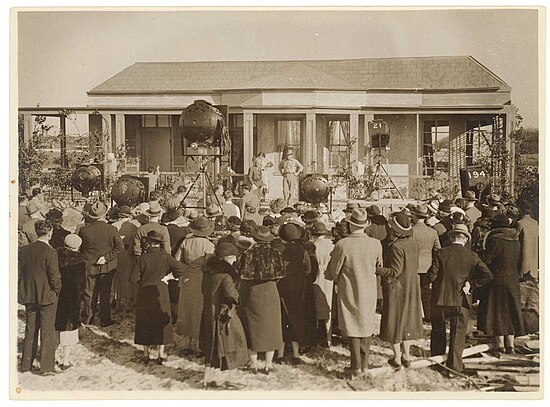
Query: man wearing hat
484,194,501,210
463,190,481,229
428,223,493,375
311,221,335,347
19,198,48,246
411,204,441,321
325,208,382,377
278,148,304,207
78,201,124,327
433,199,455,247
133,202,171,256
26,187,46,217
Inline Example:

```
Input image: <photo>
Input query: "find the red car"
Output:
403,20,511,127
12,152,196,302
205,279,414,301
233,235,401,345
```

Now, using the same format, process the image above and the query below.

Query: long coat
377,237,423,343
516,214,539,279
55,248,86,331
325,232,382,338
174,236,215,347
278,241,312,346
199,256,249,370
313,236,335,320
237,241,285,352
130,247,185,345
479,228,525,337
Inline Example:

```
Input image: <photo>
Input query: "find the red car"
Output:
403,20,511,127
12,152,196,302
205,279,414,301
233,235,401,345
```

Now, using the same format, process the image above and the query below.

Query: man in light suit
79,201,124,327
278,148,303,207
18,220,61,374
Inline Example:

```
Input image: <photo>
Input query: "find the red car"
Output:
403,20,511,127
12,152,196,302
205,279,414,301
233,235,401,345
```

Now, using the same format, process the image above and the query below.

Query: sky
17,8,541,128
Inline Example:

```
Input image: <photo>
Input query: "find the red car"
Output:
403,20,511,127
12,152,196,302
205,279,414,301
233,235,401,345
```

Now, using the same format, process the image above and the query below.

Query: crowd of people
17,183,539,382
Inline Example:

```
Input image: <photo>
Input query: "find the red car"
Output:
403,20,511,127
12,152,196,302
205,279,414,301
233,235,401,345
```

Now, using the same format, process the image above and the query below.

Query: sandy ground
16,306,473,394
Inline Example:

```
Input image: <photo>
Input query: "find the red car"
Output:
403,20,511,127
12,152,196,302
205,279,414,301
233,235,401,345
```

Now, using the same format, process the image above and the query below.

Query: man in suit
278,148,303,207
463,190,482,229
428,224,493,375
133,202,171,256
18,220,61,374
79,201,124,326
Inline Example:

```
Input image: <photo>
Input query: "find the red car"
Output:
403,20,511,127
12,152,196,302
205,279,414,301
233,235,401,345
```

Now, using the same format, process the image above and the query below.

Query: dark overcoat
278,241,312,346
479,228,525,336
55,248,86,331
377,237,423,343
199,256,249,370
130,247,185,345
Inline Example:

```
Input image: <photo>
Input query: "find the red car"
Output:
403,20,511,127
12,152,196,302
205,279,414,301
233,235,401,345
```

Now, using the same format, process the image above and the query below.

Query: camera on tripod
368,119,390,150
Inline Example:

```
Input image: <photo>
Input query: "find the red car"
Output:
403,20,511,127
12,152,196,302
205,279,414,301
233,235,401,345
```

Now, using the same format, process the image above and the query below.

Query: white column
349,112,359,162
363,113,375,165
243,111,254,173
305,112,316,173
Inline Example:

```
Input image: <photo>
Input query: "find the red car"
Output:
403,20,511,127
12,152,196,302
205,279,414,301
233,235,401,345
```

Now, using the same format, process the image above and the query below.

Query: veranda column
349,112,359,162
243,111,254,173
305,112,317,173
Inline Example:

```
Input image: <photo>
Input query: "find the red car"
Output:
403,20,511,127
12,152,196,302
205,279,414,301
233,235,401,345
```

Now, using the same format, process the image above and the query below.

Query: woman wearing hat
54,234,87,370
277,223,312,362
200,242,249,376
376,212,423,368
478,215,525,354
311,221,335,347
174,216,215,356
131,230,185,364
237,225,285,374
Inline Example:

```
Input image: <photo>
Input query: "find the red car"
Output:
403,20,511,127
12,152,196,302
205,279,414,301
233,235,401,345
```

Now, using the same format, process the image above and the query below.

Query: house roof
88,56,510,95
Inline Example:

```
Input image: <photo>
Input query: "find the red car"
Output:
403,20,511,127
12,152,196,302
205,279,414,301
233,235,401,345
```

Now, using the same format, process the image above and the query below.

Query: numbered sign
459,166,491,199
368,119,390,148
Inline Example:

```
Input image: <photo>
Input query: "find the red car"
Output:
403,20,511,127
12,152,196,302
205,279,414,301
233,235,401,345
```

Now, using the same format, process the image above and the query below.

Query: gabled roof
88,56,510,95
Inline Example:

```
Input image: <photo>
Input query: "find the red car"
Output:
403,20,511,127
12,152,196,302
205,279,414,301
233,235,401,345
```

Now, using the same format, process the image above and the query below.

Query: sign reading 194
467,170,488,179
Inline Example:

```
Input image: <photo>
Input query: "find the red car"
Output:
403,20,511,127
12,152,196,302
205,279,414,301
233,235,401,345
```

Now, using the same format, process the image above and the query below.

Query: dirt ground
16,306,476,394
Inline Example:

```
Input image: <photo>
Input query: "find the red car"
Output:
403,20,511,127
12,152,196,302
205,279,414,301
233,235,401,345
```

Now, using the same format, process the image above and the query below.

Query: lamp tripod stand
370,146,404,200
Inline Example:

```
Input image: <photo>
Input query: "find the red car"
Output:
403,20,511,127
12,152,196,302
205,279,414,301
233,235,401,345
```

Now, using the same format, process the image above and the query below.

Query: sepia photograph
9,4,543,399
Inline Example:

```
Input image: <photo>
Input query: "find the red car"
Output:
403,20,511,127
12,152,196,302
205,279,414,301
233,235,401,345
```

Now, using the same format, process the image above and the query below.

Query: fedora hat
280,206,297,215
411,204,430,218
426,200,439,215
463,190,478,201
252,225,274,242
87,201,108,219
388,212,413,237
492,214,511,229
189,216,214,237
161,209,179,224
117,205,133,216
486,194,501,206
146,202,162,217
346,207,370,228
279,223,302,242
310,221,329,235
301,210,319,223
146,230,165,243
135,202,150,215
438,199,454,215
45,208,63,221
448,223,471,242
234,237,253,251
206,204,222,218
343,201,359,213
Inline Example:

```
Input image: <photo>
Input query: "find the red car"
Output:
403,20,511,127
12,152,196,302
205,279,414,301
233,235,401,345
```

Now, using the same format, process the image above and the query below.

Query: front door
140,128,172,172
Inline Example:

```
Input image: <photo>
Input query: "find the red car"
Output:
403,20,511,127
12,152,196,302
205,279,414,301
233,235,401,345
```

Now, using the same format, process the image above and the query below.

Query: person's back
412,221,440,274
429,244,490,307
517,212,539,280
79,220,122,269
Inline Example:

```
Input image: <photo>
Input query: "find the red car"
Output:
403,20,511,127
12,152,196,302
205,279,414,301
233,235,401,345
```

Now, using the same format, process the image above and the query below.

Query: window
142,115,171,128
277,120,301,161
423,120,450,177
327,120,350,170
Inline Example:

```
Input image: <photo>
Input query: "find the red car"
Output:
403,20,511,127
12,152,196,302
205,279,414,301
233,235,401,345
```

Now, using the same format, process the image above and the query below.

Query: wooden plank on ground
365,344,493,377
464,364,539,373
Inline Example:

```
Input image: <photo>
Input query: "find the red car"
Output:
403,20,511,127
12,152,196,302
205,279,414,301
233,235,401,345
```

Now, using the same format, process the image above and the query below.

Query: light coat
325,232,382,337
